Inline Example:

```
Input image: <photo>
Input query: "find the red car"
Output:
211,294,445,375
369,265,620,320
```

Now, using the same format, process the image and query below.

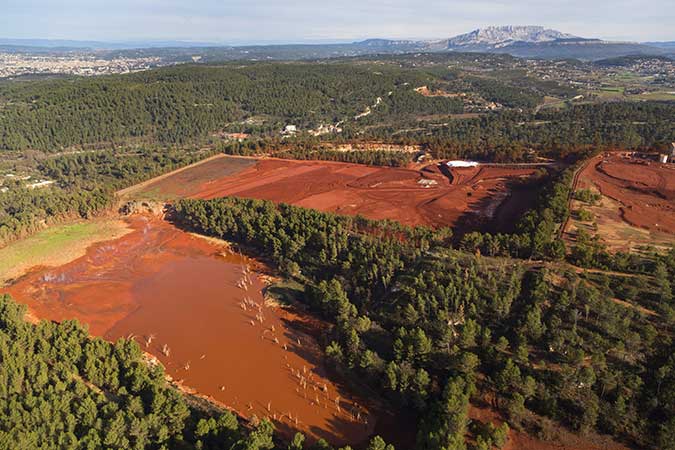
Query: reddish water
4,217,377,446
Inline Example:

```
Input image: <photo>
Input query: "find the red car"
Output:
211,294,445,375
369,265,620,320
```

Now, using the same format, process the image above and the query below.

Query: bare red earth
3,217,380,446
138,156,537,230
579,154,675,234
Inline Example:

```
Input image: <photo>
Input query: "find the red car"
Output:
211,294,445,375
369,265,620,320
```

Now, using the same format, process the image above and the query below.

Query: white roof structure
446,160,479,168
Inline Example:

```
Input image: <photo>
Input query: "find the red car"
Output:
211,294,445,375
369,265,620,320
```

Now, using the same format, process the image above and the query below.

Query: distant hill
359,27,670,60
645,41,675,51
474,38,668,60
432,26,667,60
0,38,221,50
443,25,578,50
2,27,671,61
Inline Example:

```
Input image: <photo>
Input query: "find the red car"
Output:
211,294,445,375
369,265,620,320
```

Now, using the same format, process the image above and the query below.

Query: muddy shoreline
2,214,384,446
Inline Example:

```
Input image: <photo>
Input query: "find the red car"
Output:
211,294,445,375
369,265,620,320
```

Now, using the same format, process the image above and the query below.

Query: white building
446,160,479,168
282,125,297,135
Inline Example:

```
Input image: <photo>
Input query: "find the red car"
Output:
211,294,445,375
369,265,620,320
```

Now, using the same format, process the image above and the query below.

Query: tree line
217,140,414,167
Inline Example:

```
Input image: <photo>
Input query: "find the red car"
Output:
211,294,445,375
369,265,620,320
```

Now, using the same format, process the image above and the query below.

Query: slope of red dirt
159,157,538,231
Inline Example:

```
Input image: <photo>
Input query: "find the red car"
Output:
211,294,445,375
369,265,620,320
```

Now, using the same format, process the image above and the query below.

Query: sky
2,0,673,44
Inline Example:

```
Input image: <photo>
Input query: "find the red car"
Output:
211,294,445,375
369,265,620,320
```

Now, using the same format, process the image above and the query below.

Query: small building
282,125,297,136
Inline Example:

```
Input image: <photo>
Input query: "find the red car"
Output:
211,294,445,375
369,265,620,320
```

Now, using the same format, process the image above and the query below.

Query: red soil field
579,154,675,234
3,217,384,446
135,156,538,230
121,155,258,200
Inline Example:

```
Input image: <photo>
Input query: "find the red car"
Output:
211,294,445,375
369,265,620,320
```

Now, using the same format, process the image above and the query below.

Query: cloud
1,0,673,42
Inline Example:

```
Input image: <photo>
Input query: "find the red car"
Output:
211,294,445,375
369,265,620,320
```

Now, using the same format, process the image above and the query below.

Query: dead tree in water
145,334,156,348
161,344,171,357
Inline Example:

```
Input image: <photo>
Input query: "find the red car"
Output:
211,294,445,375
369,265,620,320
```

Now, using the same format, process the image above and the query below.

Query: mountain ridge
2,26,673,61
444,25,579,48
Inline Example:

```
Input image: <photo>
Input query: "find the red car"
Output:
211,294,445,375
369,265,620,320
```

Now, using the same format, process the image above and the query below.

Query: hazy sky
2,0,673,43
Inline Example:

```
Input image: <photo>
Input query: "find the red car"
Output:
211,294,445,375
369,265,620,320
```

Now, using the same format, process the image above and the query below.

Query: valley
0,35,673,450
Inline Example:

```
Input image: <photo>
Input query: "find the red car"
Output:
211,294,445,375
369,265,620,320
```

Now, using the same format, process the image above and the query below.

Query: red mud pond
3,216,395,446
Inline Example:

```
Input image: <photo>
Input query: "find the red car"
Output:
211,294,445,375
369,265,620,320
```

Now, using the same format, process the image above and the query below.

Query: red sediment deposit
579,154,675,233
3,217,380,446
145,156,538,230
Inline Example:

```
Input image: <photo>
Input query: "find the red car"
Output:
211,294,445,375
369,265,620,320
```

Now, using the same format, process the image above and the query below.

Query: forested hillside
174,197,675,450
2,61,672,160
353,102,675,161
0,64,459,150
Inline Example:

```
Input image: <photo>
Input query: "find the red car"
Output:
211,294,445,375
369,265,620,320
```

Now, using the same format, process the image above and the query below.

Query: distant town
0,52,168,77
1,49,673,100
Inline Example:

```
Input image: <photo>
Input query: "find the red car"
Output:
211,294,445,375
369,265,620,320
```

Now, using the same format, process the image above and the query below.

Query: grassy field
538,96,571,110
0,219,130,285
118,154,257,202
633,91,675,101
